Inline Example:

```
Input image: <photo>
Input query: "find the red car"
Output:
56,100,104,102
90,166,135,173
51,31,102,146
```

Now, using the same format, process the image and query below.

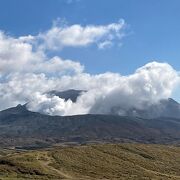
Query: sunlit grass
0,143,180,179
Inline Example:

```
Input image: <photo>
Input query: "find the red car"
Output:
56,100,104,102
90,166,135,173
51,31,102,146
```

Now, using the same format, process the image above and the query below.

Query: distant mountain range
122,98,180,119
0,100,180,148
0,89,179,148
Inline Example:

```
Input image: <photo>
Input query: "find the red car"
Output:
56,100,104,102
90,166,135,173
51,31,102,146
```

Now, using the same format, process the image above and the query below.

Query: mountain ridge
0,89,179,148
0,104,180,148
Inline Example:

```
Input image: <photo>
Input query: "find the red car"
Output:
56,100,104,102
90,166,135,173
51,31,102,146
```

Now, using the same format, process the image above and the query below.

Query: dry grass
1,143,180,179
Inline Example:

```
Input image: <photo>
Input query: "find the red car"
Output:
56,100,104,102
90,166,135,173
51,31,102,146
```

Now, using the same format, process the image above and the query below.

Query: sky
0,0,180,73
0,0,180,114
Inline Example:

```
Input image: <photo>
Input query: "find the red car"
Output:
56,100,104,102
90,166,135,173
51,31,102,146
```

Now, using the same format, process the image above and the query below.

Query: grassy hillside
1,143,180,179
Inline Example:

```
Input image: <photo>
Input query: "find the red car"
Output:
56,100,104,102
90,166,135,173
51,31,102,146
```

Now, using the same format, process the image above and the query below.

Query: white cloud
37,19,125,50
0,31,41,75
0,31,84,76
98,41,113,49
0,20,179,116
89,62,179,115
26,62,180,116
27,92,73,115
31,56,84,75
0,20,125,76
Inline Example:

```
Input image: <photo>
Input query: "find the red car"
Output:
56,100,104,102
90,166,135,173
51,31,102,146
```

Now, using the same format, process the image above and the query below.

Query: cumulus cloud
0,31,84,76
27,92,74,115
0,20,179,116
89,62,179,115
37,19,125,50
0,20,125,76
0,31,41,75
26,62,180,116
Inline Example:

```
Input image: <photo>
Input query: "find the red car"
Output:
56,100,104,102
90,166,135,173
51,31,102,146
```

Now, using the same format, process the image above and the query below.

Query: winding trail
36,152,73,179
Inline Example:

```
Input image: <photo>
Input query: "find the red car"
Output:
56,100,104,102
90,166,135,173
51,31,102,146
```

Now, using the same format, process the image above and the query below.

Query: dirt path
36,152,73,179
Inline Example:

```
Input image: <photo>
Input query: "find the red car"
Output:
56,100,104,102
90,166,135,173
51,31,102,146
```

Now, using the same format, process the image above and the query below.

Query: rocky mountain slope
0,104,180,148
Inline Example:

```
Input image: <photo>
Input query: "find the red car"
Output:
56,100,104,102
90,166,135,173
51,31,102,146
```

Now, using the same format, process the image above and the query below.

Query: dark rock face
47,89,84,102
125,98,180,119
0,104,180,147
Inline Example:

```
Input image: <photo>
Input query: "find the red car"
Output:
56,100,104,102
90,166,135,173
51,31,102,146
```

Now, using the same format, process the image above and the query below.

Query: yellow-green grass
1,143,180,179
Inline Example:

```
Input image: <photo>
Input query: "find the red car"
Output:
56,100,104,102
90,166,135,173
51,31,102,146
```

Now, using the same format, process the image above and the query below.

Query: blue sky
0,0,180,74
0,0,180,102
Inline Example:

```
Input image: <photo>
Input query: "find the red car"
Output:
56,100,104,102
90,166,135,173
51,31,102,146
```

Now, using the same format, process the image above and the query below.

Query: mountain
48,89,84,102
0,104,180,148
123,98,180,119
48,89,180,119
